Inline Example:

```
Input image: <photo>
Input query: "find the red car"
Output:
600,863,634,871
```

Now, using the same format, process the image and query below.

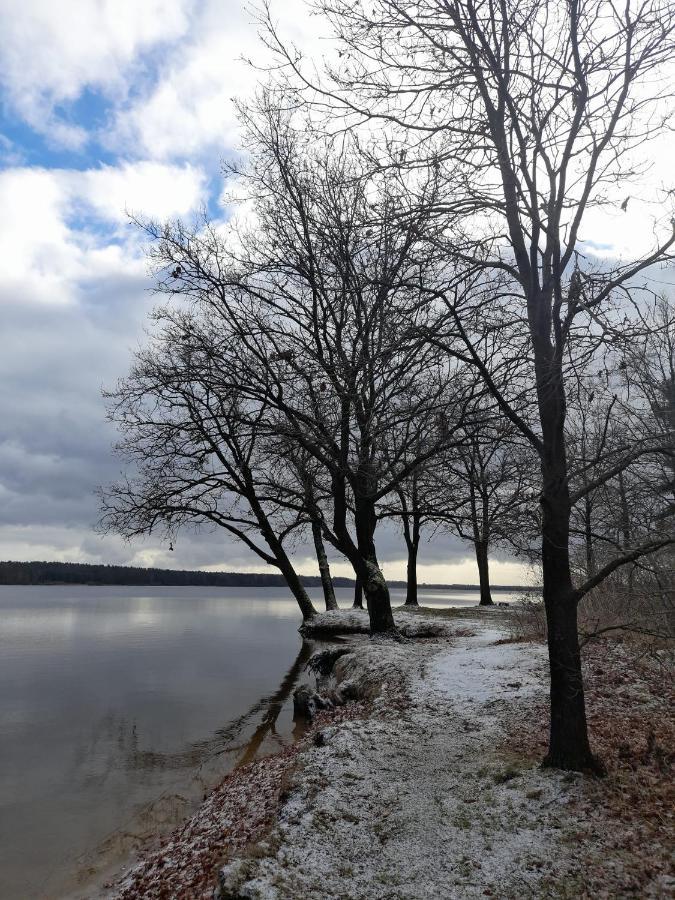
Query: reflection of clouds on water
0,584,522,898
0,585,309,898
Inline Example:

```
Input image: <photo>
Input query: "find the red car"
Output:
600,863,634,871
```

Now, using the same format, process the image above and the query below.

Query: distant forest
0,561,529,591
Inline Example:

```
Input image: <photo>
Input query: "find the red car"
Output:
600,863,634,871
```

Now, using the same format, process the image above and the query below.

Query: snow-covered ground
216,620,587,899
104,610,673,899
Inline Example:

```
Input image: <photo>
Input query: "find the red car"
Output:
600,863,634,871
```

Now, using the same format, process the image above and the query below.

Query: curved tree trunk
361,558,396,632
311,518,338,610
277,555,317,622
352,578,363,609
475,540,493,606
355,496,396,634
247,491,316,622
331,463,395,633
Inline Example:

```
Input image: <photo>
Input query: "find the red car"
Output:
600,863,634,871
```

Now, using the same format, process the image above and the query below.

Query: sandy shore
103,607,674,899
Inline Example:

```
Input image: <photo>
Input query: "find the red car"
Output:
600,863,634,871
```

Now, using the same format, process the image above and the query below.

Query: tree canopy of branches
104,99,485,636
431,422,536,606
99,310,318,621
262,0,675,770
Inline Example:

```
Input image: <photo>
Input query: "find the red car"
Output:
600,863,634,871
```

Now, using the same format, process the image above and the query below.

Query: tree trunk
361,558,397,632
331,462,395,633
311,518,338,610
405,540,419,606
354,495,397,634
248,491,316,621
475,540,493,606
352,578,363,609
532,299,600,772
539,443,601,772
277,556,317,622
542,587,603,773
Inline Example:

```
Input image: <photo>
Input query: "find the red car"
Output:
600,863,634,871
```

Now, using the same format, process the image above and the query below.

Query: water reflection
0,584,522,899
237,640,315,766
64,639,318,897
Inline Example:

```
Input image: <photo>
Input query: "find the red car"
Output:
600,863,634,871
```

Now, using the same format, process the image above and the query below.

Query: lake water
0,584,521,898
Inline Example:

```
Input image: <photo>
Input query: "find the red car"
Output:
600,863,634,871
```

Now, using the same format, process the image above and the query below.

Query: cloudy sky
0,1,669,586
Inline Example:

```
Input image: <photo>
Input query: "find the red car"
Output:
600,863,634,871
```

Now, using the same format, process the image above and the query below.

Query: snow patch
216,620,581,900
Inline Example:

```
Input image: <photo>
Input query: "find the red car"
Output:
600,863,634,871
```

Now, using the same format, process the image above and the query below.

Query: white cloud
0,0,194,147
73,160,208,222
108,0,326,160
0,162,207,304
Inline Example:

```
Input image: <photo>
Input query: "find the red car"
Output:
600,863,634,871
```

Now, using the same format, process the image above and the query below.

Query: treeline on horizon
0,560,531,591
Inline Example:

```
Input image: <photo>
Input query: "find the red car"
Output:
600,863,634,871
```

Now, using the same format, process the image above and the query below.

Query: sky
0,0,670,586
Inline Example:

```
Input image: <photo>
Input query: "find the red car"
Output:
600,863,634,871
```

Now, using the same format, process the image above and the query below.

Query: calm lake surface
0,584,521,898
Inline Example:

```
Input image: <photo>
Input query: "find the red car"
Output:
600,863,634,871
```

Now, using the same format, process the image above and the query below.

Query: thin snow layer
420,627,544,703
301,607,450,638
217,624,583,900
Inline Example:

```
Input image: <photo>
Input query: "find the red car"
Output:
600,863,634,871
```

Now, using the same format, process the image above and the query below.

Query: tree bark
354,495,397,633
352,578,363,609
538,389,601,772
276,554,317,622
542,589,603,773
361,558,397,632
311,518,338,610
405,540,419,605
247,490,316,621
532,293,600,772
475,540,493,606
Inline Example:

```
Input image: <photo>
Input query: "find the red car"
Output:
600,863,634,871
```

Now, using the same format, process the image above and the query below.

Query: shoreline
101,607,672,899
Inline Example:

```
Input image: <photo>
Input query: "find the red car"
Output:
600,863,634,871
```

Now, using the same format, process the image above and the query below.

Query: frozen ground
216,619,588,899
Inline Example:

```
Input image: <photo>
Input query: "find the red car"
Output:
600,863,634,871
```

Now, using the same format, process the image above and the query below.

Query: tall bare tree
98,309,317,621
264,0,675,768
431,425,535,605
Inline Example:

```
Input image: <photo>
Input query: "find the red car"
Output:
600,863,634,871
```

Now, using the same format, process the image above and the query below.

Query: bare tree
140,99,483,635
98,308,317,622
431,425,535,606
379,469,428,606
263,0,675,769
566,297,675,580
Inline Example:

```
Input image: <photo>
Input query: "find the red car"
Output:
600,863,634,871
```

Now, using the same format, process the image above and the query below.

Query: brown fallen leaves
505,638,674,898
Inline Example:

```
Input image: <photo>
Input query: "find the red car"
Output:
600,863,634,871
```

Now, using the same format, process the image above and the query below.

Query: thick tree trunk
475,540,493,606
531,293,599,772
352,578,363,609
405,541,419,606
311,519,338,610
331,462,395,633
539,437,601,772
361,559,397,632
542,585,602,772
354,495,397,634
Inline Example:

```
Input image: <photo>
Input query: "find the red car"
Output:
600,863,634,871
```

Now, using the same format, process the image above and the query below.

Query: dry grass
505,573,675,651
